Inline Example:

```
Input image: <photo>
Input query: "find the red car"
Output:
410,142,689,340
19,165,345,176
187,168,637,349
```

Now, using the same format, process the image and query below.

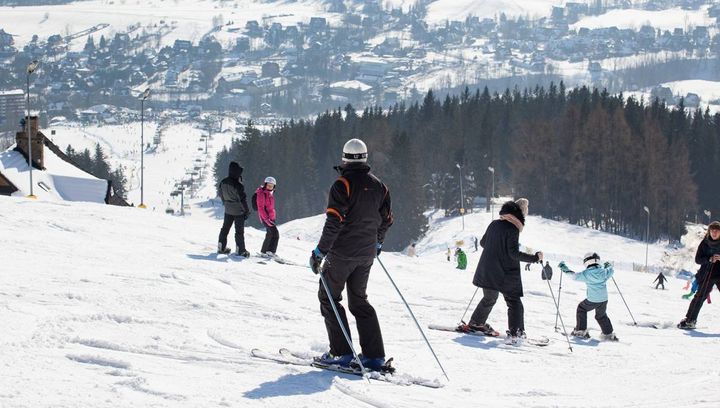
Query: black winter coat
695,236,720,281
472,215,539,297
317,163,393,260
218,163,249,216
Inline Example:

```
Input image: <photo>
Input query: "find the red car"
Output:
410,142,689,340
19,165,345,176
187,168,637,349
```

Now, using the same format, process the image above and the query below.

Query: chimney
15,115,44,169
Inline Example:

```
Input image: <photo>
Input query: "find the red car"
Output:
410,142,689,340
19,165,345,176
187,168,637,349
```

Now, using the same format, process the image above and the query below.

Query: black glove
310,247,325,274
243,212,250,221
376,243,383,257
603,261,612,269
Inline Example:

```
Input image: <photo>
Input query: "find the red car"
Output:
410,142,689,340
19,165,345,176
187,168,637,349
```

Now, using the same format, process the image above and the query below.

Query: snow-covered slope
1,196,718,407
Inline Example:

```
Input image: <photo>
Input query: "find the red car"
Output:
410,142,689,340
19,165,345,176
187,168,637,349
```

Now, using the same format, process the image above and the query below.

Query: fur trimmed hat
515,198,529,218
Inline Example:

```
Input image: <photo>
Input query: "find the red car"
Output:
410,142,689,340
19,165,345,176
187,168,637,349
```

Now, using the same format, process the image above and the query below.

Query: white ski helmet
342,138,368,163
264,176,276,185
583,252,601,268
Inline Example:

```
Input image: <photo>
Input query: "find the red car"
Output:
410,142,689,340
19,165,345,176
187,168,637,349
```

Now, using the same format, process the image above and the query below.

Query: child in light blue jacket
558,252,618,341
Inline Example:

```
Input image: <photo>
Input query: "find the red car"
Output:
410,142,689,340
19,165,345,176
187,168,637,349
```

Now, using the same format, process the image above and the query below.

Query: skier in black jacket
678,221,720,329
653,272,668,290
309,138,393,371
217,161,250,257
460,199,543,345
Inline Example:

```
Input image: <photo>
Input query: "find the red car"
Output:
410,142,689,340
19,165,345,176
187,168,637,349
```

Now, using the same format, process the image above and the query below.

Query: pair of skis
251,348,443,388
427,324,551,347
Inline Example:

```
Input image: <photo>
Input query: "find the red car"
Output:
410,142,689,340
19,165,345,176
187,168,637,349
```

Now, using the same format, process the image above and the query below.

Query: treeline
216,83,719,249
65,144,128,199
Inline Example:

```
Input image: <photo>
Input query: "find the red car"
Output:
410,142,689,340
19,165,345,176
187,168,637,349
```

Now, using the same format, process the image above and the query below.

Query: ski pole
376,256,450,381
317,261,368,379
554,265,564,332
459,286,480,324
611,276,637,326
545,278,573,352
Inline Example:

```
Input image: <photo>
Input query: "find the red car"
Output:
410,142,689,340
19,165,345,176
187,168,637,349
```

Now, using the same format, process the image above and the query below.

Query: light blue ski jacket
574,265,614,302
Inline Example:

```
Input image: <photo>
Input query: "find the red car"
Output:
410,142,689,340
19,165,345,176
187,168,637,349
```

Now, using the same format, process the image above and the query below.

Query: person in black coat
309,138,393,371
463,199,543,342
653,272,668,289
217,161,250,257
678,221,720,329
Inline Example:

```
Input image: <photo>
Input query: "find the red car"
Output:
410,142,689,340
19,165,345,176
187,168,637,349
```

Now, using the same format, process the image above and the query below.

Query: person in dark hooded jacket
459,198,543,344
217,161,250,257
678,221,720,329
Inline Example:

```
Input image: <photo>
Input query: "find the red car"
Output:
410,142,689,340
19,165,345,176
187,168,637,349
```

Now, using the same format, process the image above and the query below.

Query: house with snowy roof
0,116,127,205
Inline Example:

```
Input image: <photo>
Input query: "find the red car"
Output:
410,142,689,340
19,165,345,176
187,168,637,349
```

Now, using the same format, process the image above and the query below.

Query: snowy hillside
1,196,719,407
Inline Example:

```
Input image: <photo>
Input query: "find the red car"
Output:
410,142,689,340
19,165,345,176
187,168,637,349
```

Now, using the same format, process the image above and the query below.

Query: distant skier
682,276,713,303
678,221,720,329
309,138,393,370
461,198,544,345
407,243,417,257
256,176,279,256
455,248,467,270
653,272,668,290
217,161,250,257
562,253,618,341
447,247,451,262
473,236,479,252
542,261,553,280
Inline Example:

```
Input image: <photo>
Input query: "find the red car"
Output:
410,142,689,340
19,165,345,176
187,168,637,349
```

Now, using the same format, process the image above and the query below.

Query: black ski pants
655,282,665,290
318,256,384,359
685,275,720,322
261,225,279,254
470,288,524,334
218,213,246,252
575,299,613,334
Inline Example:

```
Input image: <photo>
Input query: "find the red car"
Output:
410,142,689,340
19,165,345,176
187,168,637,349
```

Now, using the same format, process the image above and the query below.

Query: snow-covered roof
0,142,108,203
328,80,372,91
0,89,23,96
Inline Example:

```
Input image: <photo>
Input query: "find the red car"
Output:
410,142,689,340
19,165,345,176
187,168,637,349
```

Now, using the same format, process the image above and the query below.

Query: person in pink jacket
256,176,279,255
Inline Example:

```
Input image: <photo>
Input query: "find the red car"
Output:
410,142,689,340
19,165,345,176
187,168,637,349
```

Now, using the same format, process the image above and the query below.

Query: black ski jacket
218,163,249,216
695,237,720,280
472,202,539,297
317,163,393,260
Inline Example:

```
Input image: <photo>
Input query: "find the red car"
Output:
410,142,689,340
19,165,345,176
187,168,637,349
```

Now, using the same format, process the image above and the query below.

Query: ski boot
314,352,354,368
354,354,395,373
677,318,696,330
235,247,251,258
571,329,591,339
600,332,619,342
459,321,499,336
505,329,527,346
218,242,231,255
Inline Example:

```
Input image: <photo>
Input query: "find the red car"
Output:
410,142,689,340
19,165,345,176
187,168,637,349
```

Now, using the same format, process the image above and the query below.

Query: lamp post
643,206,650,272
704,209,712,224
488,166,495,214
138,88,150,208
456,163,465,231
25,60,39,199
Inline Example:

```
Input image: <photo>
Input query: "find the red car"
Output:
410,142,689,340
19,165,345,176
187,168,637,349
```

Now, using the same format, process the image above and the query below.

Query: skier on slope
460,199,544,345
256,176,279,256
455,247,467,270
542,261,553,280
678,221,720,329
560,253,619,341
309,138,393,371
653,272,668,290
217,161,250,257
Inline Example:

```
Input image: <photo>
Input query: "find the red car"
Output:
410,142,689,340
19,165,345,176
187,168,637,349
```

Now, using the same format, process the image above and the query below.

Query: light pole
643,206,650,272
704,209,712,224
488,166,495,214
456,163,465,231
25,60,39,199
138,88,150,208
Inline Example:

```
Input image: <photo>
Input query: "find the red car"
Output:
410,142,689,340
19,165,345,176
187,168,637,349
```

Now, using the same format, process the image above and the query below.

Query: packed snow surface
1,195,718,407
